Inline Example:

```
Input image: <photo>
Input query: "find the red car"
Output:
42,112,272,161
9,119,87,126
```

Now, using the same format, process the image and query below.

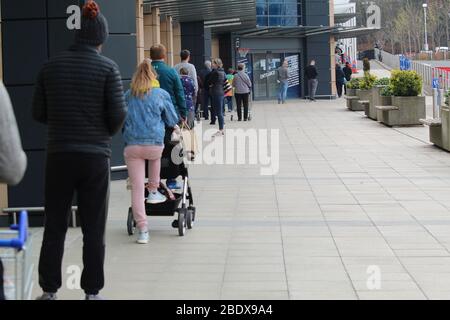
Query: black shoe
238,119,242,121
36,292,57,300
209,122,216,125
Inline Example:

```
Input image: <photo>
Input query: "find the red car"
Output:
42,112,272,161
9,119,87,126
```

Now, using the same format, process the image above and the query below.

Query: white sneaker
137,229,149,244
146,191,167,204
212,131,224,138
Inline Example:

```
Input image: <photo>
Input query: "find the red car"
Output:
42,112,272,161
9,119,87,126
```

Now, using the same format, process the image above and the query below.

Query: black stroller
126,136,196,237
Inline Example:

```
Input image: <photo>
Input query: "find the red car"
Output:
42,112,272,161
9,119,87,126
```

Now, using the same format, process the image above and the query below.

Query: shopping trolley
0,211,34,300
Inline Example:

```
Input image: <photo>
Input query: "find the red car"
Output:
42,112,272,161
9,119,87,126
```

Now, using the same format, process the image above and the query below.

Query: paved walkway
25,97,450,300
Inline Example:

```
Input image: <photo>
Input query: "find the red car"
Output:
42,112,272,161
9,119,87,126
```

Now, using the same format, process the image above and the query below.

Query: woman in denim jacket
123,60,179,244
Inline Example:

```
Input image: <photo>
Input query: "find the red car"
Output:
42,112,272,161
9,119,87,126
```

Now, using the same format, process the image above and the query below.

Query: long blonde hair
130,59,157,97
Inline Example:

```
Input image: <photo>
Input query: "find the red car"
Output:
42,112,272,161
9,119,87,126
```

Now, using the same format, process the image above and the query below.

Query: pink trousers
124,145,164,230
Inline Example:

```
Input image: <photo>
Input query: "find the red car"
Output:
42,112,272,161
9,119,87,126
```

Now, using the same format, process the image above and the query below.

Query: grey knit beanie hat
75,0,109,46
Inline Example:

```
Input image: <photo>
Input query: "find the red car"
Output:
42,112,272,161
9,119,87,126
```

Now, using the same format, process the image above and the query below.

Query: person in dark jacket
335,64,346,98
150,44,187,191
305,60,318,101
208,58,226,136
343,62,353,95
32,0,127,300
199,61,212,120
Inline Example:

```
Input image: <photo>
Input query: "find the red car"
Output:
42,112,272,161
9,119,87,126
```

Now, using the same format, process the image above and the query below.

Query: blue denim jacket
123,88,179,146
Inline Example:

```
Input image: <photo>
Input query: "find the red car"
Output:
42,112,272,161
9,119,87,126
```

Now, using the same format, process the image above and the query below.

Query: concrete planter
423,106,449,150
375,96,392,123
380,96,426,126
441,106,450,150
346,88,356,96
380,96,392,106
366,86,386,120
353,89,371,111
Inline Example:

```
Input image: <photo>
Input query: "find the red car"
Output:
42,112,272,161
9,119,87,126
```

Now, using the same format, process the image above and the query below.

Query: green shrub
374,77,390,86
346,78,361,89
359,72,377,90
389,70,422,97
363,58,371,72
381,86,393,97
445,90,450,106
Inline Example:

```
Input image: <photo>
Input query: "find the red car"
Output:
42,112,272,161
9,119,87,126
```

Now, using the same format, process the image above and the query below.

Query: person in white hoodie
0,80,27,301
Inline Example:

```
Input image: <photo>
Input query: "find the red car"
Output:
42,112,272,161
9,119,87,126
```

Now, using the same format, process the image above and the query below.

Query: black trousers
202,90,211,120
0,258,5,300
38,152,110,295
235,93,249,121
336,82,344,98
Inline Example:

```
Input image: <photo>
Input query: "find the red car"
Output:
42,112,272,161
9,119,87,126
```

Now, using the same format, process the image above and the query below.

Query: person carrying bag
233,63,252,121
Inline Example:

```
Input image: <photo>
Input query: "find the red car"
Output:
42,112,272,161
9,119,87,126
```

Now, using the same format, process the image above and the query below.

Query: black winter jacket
343,66,353,81
208,68,225,96
32,44,127,157
305,65,318,80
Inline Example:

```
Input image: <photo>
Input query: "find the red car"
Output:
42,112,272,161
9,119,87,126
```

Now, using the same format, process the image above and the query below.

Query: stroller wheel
178,209,187,236
127,208,135,236
231,115,234,121
187,206,196,229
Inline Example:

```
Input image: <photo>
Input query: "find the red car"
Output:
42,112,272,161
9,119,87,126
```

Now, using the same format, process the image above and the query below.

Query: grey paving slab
17,97,450,300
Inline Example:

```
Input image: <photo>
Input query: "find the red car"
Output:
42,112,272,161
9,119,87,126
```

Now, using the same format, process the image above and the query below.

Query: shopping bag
181,122,198,161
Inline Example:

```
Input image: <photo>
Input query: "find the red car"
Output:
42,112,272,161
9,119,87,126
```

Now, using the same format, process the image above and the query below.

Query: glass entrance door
251,52,301,100
252,53,282,100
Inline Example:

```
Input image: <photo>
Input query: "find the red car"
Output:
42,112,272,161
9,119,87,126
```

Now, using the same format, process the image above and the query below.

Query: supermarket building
0,0,374,218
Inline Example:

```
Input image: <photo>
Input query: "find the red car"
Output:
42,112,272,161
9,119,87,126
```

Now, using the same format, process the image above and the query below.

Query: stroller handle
0,211,28,249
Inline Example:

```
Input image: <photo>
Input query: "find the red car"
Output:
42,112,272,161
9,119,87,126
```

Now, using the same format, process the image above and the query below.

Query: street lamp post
423,3,429,52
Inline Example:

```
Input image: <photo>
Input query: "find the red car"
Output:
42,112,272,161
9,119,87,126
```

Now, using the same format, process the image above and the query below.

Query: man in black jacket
305,60,319,101
32,0,127,300
343,62,353,95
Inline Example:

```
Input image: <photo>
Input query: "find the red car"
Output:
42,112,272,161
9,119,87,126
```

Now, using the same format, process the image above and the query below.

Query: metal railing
1,166,129,225
375,49,450,96
375,48,400,70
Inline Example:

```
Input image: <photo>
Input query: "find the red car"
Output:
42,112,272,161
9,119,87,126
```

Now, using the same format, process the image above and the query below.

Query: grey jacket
0,81,27,185
277,66,289,82
233,71,252,94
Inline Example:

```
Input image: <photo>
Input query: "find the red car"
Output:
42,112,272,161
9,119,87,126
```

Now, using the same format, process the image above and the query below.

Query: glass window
256,0,302,27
